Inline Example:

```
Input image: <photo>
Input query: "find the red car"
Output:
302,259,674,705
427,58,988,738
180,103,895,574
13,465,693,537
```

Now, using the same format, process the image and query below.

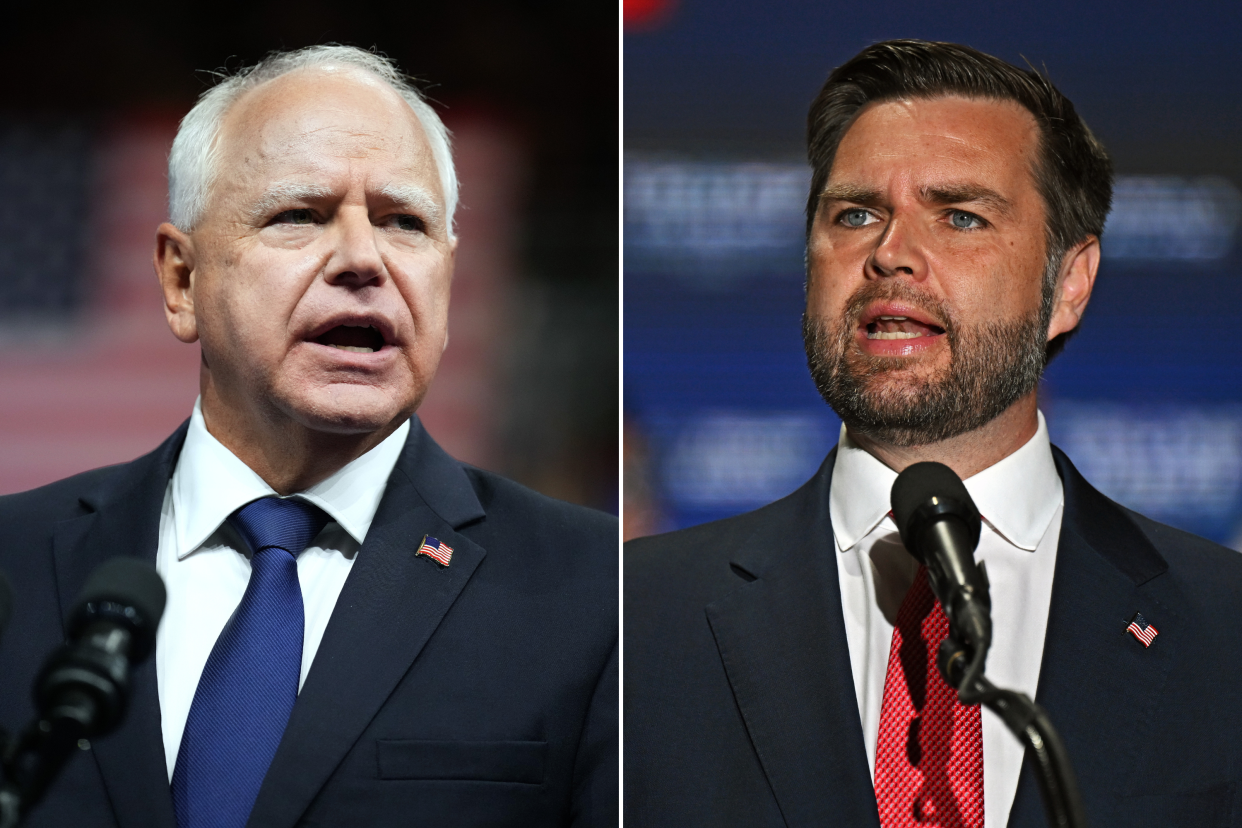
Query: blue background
625,0,1242,546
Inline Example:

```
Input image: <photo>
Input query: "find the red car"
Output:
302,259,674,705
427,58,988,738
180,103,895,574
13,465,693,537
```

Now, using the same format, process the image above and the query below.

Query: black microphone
893,463,1088,828
891,461,991,692
1,558,166,825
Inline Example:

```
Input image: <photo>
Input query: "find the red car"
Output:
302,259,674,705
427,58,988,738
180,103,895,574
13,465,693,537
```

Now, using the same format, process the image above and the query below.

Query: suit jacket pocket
376,739,547,784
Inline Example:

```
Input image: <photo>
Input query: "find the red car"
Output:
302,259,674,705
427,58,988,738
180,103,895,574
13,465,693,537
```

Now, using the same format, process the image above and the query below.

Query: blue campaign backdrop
625,2,1242,547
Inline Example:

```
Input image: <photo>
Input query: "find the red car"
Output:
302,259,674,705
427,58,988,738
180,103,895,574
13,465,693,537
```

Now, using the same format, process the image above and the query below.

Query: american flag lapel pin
416,534,454,567
1126,612,1158,648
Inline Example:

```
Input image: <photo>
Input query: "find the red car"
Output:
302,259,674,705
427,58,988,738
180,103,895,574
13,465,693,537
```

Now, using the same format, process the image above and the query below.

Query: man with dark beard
626,40,1242,828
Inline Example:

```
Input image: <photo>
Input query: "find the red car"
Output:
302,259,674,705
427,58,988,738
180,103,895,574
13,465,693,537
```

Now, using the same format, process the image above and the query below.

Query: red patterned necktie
874,565,984,827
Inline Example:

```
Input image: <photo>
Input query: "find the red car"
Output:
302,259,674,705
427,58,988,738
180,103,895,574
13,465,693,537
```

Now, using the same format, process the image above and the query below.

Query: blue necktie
172,496,330,828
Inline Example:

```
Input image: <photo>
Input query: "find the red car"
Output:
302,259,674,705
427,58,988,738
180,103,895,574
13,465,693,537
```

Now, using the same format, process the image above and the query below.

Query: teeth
877,315,908,321
328,344,377,353
868,331,922,340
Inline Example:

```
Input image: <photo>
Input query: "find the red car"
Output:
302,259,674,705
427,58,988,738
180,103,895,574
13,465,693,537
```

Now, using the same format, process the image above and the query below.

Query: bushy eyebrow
818,183,883,206
818,182,1015,219
379,183,444,230
244,181,445,232
920,184,1014,219
245,183,334,223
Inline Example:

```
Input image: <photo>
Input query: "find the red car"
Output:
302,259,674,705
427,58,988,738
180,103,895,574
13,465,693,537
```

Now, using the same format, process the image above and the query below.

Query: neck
199,380,398,496
847,392,1040,480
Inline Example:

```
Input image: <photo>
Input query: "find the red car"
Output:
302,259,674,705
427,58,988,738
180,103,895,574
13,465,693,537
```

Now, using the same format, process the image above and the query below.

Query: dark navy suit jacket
0,418,617,827
626,446,1242,827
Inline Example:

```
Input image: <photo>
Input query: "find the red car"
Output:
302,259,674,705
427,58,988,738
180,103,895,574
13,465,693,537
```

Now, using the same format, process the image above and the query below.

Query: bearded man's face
803,95,1064,446
803,278,1050,447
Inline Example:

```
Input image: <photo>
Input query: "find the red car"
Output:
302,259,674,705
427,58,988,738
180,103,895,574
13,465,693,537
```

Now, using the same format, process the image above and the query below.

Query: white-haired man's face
157,66,455,443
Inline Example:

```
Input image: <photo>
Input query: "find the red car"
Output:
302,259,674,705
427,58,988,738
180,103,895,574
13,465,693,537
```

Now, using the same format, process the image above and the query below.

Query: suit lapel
681,439,1192,828
705,449,881,828
248,418,487,828
1008,447,1186,828
50,425,187,828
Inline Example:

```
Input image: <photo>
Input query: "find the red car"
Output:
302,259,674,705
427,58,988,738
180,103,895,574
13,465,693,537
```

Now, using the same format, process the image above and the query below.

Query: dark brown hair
806,40,1113,357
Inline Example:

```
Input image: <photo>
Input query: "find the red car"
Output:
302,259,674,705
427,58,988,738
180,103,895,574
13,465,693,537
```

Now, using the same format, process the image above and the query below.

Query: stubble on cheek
802,304,948,447
814,278,958,391
803,279,1047,447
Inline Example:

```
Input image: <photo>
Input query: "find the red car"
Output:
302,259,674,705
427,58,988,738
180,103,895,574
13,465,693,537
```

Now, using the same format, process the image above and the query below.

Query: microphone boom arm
893,463,1088,828
940,633,1087,828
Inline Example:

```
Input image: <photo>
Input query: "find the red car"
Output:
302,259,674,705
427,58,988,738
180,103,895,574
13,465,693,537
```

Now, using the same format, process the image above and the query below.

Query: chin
281,384,420,437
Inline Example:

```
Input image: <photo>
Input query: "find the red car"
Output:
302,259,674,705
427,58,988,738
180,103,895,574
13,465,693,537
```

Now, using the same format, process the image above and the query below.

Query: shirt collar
171,398,410,559
829,410,1063,553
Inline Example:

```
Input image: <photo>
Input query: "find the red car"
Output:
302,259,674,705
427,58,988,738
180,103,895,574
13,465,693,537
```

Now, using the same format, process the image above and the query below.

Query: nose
868,214,928,282
324,206,386,286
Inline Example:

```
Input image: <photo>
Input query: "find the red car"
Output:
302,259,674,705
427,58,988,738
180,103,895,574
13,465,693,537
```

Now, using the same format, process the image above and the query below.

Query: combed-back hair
168,45,457,237
806,39,1113,359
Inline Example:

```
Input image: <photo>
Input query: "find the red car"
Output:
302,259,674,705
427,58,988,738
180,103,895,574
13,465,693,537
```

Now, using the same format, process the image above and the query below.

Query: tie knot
228,496,330,559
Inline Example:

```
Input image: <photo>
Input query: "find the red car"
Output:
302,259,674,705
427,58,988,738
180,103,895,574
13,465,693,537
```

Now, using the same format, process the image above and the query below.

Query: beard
803,280,1051,447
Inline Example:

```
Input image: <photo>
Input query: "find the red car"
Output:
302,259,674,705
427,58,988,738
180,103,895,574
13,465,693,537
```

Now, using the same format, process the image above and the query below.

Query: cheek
394,254,453,332
197,257,304,359
193,270,244,347
996,240,1049,310
932,237,1044,315
806,250,859,318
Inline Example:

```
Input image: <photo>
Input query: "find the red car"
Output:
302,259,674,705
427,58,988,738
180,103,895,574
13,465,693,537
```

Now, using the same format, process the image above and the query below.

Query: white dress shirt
831,411,1063,828
154,399,409,780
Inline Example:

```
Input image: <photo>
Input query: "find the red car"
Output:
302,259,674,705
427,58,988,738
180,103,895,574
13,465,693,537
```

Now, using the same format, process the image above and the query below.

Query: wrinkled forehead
212,67,441,200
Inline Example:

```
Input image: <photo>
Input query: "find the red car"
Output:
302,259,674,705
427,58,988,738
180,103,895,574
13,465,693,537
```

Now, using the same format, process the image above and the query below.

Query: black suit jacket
626,446,1242,827
0,418,617,827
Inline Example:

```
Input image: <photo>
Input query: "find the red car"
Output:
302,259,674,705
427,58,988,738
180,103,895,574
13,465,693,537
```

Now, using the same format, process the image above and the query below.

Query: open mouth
865,315,945,340
314,323,387,353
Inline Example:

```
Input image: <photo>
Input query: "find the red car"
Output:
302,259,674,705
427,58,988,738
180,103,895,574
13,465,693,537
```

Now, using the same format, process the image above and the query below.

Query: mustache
840,280,956,335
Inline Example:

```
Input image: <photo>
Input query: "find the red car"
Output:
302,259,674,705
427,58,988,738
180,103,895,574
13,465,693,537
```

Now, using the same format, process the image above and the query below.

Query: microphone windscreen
75,558,167,638
0,570,13,640
891,461,979,553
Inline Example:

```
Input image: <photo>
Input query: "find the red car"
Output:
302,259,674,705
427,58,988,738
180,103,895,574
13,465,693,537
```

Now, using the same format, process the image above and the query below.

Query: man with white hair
0,46,616,828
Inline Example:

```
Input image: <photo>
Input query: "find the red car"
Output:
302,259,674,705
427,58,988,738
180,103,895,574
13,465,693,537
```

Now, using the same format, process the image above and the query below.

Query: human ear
1046,235,1100,341
442,237,458,352
154,223,200,344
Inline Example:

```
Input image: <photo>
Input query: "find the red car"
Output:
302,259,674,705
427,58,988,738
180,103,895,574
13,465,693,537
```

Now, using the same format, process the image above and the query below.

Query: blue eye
949,210,983,229
841,209,872,228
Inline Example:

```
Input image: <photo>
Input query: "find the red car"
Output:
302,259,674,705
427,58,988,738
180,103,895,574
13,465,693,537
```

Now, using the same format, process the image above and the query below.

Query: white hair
167,45,457,237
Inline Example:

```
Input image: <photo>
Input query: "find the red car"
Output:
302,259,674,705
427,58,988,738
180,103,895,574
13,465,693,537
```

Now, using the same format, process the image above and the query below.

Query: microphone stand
0,701,94,828
0,558,166,828
939,633,1087,828
892,463,1086,828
